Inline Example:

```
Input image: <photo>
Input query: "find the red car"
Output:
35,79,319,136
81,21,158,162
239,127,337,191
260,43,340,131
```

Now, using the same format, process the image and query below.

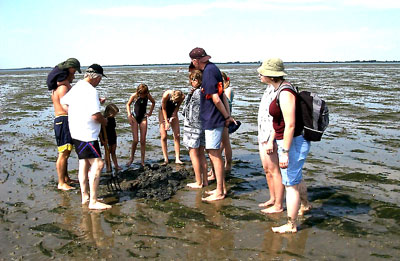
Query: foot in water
298,203,312,215
89,201,112,210
205,188,227,196
58,183,75,191
272,222,297,233
201,192,225,202
125,159,133,167
261,206,283,214
186,182,203,189
258,199,275,208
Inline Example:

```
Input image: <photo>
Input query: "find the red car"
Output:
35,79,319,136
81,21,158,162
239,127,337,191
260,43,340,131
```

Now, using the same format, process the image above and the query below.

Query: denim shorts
204,127,224,150
276,135,310,186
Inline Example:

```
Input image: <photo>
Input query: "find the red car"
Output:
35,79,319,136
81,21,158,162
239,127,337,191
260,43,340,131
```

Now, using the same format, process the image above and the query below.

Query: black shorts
54,115,73,152
72,139,102,159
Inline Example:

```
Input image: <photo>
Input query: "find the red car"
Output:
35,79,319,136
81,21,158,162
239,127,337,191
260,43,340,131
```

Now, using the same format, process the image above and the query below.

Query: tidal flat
0,63,399,260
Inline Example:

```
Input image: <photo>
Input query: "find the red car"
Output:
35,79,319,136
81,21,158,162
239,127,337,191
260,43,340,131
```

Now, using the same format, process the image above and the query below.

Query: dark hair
270,76,285,83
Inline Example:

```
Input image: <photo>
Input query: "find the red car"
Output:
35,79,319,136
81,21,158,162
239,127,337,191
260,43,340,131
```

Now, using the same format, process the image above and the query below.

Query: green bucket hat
57,58,82,73
257,58,287,77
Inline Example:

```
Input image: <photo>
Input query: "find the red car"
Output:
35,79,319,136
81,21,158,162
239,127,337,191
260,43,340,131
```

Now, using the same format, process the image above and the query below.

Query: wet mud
1,63,400,259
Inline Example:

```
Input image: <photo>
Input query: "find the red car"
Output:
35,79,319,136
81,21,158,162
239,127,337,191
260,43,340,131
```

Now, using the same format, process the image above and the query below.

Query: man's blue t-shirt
200,62,225,130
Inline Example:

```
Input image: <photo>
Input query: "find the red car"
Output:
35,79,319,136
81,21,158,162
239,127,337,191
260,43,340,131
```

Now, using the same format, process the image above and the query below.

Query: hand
146,111,152,117
266,141,274,155
224,116,236,127
128,115,134,125
168,117,175,123
165,121,171,131
99,97,106,104
279,153,289,169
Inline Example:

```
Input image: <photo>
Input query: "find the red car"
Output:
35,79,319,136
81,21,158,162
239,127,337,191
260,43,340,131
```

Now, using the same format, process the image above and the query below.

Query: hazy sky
1,0,399,69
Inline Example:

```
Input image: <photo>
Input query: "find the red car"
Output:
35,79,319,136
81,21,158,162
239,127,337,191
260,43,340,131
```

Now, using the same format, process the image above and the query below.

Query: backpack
277,83,329,142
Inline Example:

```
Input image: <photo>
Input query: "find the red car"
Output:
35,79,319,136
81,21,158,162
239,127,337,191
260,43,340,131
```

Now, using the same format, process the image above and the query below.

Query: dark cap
189,47,211,62
87,64,107,78
57,58,81,73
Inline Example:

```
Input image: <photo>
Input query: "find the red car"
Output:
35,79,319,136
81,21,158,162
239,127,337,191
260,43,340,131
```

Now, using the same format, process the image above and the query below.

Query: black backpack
277,84,329,142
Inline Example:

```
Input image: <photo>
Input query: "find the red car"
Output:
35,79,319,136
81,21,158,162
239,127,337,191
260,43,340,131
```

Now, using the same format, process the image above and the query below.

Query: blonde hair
136,83,149,96
171,90,184,103
104,103,119,118
189,70,202,86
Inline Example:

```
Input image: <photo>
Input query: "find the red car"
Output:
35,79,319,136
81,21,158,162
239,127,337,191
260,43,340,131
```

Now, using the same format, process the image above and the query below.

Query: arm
211,93,236,127
92,112,107,126
126,93,137,125
279,91,296,169
266,129,276,154
147,93,156,117
161,91,171,130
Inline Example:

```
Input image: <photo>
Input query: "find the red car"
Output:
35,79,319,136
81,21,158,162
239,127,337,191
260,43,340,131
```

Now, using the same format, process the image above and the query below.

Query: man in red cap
189,47,236,201
47,58,81,191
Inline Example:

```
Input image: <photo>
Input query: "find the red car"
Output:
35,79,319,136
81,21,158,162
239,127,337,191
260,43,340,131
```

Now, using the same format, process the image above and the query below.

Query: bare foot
115,165,122,171
65,178,79,184
261,206,283,214
207,169,216,181
272,222,297,233
175,159,183,164
205,189,227,195
258,199,275,208
202,192,225,202
82,198,89,205
187,182,203,189
161,161,168,166
126,159,133,167
298,204,312,215
58,183,75,191
89,201,112,210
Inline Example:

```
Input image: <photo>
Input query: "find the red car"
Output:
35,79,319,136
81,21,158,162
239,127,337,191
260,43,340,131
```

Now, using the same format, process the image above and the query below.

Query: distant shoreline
1,60,399,71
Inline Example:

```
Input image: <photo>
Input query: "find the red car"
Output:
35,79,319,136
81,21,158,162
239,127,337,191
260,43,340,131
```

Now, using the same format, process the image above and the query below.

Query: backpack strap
276,83,298,107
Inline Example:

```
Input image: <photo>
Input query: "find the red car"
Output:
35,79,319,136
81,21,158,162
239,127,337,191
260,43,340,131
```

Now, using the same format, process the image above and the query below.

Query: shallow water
0,63,400,260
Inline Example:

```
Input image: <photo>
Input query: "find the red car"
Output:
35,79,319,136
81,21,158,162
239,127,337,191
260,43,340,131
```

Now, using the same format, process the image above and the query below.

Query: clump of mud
103,164,191,201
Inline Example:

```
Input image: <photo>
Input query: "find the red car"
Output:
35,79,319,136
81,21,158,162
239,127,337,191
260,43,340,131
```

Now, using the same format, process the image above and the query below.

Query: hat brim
257,67,287,77
199,55,211,63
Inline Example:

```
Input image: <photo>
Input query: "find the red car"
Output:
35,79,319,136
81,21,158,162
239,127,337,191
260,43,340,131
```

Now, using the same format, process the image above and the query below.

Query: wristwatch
225,116,230,120
282,148,290,154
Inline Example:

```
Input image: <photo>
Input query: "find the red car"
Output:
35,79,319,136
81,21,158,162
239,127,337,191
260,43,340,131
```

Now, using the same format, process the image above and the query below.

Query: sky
1,0,399,69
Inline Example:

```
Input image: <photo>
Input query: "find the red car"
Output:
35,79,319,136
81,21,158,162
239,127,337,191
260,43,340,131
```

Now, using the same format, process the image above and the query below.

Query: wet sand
0,63,399,259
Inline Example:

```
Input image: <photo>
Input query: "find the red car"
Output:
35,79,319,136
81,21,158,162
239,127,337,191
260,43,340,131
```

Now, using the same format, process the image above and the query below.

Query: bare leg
259,142,284,213
159,122,169,164
199,146,208,187
88,158,111,210
221,128,232,171
202,149,225,201
127,120,139,166
298,181,312,215
56,150,74,190
110,144,121,170
78,159,90,204
272,185,299,233
170,117,182,164
187,148,203,188
139,119,148,166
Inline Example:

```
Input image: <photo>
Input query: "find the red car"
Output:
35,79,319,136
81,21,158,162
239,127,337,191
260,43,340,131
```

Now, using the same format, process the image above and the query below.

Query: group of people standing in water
48,47,311,233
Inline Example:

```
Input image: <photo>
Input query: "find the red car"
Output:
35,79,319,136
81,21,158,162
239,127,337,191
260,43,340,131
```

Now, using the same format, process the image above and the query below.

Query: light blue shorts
276,135,310,186
205,127,224,150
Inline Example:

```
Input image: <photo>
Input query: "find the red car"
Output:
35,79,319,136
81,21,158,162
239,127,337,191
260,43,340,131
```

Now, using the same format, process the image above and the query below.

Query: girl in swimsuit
126,84,155,166
158,90,185,165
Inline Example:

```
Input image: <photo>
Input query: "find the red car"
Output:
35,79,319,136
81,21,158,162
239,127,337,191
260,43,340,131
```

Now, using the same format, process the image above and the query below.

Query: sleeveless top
269,86,303,140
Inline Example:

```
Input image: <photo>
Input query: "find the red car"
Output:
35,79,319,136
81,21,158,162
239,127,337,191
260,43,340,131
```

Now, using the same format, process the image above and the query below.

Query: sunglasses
191,78,198,81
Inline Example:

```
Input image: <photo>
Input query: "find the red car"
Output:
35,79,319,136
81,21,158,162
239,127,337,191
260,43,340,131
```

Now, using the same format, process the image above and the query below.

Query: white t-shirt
258,84,277,143
61,79,101,141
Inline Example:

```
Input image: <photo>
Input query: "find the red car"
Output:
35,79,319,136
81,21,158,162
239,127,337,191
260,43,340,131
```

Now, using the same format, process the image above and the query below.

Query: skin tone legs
187,146,208,188
79,158,111,210
127,118,148,166
202,149,226,201
272,185,299,233
57,150,74,190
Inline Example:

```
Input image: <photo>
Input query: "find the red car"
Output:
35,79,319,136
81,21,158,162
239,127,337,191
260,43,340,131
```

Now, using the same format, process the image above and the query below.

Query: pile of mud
101,164,191,201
